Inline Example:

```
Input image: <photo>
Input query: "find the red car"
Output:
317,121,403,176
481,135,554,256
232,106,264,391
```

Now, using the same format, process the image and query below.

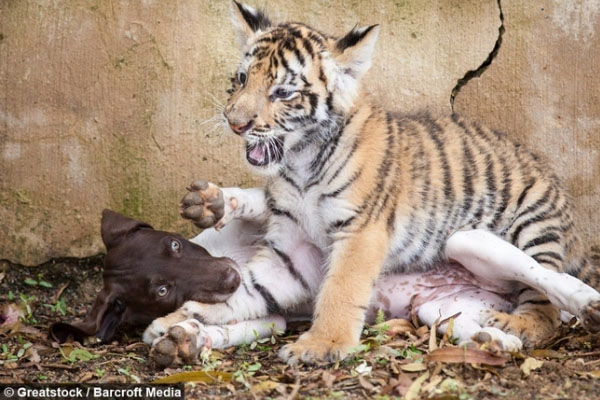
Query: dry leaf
354,361,372,375
400,362,428,372
321,371,336,388
377,319,415,335
358,375,375,392
78,371,95,383
416,326,429,338
393,373,415,396
0,303,24,334
250,380,280,393
429,318,439,352
26,346,41,363
405,371,430,400
439,377,464,392
426,347,506,366
576,370,600,379
529,349,566,360
152,371,233,384
443,317,456,344
421,374,443,394
520,357,544,376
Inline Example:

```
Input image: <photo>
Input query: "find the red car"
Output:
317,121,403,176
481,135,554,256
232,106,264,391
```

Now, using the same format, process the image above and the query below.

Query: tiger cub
188,2,596,363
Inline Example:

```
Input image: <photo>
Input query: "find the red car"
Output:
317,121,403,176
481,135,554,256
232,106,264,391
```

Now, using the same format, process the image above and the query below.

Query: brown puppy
49,209,240,343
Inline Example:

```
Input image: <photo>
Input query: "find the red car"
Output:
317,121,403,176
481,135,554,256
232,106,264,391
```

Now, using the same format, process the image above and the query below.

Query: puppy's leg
150,316,286,368
181,180,268,229
445,230,600,344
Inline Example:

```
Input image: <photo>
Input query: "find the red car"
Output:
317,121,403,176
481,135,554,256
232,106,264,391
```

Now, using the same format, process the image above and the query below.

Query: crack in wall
450,0,505,112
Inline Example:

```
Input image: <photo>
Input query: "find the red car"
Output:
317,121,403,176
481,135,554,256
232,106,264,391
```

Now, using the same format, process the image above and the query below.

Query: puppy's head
50,209,240,343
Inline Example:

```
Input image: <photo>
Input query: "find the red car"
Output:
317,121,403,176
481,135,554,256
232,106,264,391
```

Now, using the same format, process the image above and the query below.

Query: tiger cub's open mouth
246,138,284,166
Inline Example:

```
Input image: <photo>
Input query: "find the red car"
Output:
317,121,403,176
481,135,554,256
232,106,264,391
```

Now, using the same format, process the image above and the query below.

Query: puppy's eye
157,285,169,297
170,239,181,252
238,71,247,85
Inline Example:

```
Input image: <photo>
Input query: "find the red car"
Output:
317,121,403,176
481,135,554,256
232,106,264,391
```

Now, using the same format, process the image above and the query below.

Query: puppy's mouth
246,138,284,166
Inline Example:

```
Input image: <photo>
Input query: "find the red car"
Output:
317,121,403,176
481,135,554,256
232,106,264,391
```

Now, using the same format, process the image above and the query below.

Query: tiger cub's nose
228,119,254,135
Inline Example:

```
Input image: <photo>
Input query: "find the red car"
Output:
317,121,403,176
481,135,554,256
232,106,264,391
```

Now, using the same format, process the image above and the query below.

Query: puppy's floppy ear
101,209,153,250
231,1,271,48
49,288,116,343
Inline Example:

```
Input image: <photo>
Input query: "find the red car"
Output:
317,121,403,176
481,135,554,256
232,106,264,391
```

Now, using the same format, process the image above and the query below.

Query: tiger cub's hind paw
483,308,560,349
580,300,600,333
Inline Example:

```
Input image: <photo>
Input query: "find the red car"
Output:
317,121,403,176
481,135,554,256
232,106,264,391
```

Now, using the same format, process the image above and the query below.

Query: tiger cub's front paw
181,180,225,229
278,331,356,365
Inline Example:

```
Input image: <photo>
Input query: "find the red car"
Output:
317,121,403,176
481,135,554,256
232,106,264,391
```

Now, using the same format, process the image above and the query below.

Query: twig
41,363,78,370
573,350,600,358
53,282,70,303
286,375,301,400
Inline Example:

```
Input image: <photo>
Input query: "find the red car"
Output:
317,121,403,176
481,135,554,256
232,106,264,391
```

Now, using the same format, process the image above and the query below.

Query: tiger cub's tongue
248,145,266,164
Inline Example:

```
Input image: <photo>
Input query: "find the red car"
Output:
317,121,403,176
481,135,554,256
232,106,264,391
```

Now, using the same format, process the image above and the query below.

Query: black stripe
242,281,255,298
514,185,554,221
358,112,396,226
266,186,299,223
510,199,563,245
522,232,561,251
320,170,362,199
393,122,430,259
325,139,359,185
520,299,551,306
460,136,475,220
327,216,356,234
268,242,311,292
530,251,563,262
488,153,512,230
420,115,455,248
249,270,281,314
516,179,536,208
279,171,302,193
531,256,560,270
270,206,299,224
302,38,315,58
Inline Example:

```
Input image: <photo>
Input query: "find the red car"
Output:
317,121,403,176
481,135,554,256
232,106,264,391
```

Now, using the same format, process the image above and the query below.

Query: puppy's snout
222,268,240,293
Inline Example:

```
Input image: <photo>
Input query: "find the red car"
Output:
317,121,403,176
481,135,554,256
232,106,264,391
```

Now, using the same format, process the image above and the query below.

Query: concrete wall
0,0,598,265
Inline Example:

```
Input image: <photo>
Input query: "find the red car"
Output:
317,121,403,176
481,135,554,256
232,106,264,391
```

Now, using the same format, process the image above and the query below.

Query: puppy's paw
278,331,355,365
181,180,225,229
150,321,205,368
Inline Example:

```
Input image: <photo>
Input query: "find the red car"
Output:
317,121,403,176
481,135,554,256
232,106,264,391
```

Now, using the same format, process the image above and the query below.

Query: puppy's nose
228,120,254,135
222,269,240,293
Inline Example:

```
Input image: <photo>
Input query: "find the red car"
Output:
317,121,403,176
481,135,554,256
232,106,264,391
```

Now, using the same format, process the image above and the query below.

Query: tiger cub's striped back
376,113,587,280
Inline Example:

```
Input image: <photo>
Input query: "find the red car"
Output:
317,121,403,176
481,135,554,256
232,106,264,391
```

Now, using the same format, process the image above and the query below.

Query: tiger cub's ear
231,1,272,48
334,25,380,79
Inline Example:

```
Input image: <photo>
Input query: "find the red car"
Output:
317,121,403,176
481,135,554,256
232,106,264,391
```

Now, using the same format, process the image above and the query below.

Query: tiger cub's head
224,1,379,174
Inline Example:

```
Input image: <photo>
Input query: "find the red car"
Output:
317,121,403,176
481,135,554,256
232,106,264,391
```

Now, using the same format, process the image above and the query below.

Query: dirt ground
2,258,600,399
